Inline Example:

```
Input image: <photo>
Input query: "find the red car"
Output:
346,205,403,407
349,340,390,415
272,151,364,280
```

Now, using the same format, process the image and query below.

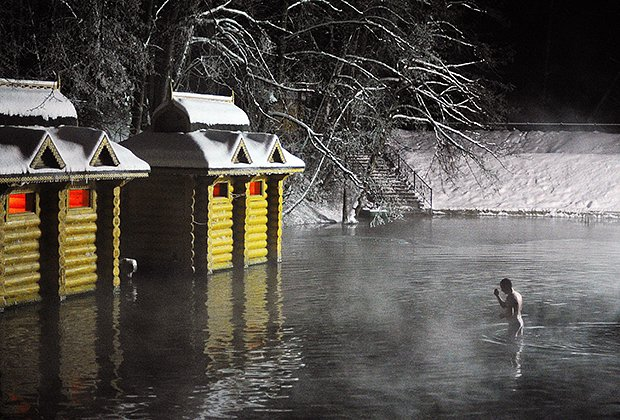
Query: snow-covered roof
121,129,304,175
0,125,150,184
152,92,250,132
0,79,78,126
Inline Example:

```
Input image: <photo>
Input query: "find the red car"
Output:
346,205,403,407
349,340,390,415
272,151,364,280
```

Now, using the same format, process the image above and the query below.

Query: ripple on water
481,322,620,358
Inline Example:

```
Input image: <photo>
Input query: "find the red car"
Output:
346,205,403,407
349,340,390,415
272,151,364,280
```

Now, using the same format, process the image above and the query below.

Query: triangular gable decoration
232,139,252,164
91,135,120,167
268,140,286,164
30,135,66,170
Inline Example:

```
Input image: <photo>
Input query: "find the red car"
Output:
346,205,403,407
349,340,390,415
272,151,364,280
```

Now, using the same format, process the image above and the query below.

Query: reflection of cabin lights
213,182,228,197
8,193,34,214
249,181,262,196
69,189,90,208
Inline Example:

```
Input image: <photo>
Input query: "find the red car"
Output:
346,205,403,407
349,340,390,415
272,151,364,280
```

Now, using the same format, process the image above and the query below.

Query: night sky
493,0,620,124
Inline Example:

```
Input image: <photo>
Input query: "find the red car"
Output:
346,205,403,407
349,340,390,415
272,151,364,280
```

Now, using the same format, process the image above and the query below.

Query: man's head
500,277,513,293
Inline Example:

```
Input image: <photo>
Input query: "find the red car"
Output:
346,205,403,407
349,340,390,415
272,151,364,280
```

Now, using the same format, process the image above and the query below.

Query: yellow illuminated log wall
0,189,42,308
232,177,269,267
121,173,290,274
58,188,98,297
207,178,234,273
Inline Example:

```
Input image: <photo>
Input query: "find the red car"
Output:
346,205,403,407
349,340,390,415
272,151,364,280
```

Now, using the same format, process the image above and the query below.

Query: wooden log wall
207,178,234,273
121,173,195,273
234,176,269,267
245,177,269,266
0,189,42,308
58,188,98,297
120,173,289,274
232,178,249,268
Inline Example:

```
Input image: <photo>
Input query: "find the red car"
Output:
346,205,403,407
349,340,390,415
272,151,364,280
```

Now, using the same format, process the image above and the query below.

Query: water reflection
198,265,302,418
205,271,234,372
59,297,98,410
0,306,40,417
2,217,619,418
509,339,523,379
280,218,620,418
244,265,269,351
0,263,302,418
0,295,111,418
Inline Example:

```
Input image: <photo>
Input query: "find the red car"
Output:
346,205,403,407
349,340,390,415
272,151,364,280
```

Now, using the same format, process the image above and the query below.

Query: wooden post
266,175,286,262
57,187,69,299
232,177,251,267
0,191,6,310
189,176,197,273
193,177,209,275
112,185,121,288
96,182,122,292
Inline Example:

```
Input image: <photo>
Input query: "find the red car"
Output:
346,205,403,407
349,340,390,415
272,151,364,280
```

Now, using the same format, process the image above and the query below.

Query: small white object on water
120,258,138,279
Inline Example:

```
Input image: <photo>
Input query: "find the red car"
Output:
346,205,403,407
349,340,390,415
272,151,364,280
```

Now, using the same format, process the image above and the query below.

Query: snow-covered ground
398,130,620,218
284,130,620,224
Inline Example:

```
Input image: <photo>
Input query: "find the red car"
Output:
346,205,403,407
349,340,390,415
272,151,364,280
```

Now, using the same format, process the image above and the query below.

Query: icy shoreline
433,208,620,220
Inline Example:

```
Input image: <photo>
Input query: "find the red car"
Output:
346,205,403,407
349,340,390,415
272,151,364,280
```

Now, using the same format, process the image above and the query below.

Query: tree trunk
342,180,360,225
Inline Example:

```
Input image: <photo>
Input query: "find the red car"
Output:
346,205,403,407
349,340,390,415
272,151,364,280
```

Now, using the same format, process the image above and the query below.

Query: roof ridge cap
172,91,234,103
0,78,58,90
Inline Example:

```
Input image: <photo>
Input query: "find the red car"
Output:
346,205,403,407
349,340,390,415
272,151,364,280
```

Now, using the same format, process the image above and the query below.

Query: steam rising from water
282,218,620,417
1,217,618,417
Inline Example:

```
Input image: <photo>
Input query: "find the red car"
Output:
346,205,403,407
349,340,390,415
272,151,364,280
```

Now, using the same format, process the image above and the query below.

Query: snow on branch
271,111,364,189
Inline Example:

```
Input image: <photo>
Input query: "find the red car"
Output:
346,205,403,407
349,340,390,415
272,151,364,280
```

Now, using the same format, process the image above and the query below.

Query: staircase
350,151,432,214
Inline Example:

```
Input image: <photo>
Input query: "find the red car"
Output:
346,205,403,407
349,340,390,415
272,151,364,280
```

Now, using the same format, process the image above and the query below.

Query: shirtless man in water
494,278,524,339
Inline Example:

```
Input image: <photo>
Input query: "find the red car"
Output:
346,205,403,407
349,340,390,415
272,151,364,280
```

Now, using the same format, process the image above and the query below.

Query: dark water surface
1,217,619,418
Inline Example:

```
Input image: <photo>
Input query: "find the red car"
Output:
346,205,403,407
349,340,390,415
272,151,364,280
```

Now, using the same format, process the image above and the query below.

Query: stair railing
382,146,432,210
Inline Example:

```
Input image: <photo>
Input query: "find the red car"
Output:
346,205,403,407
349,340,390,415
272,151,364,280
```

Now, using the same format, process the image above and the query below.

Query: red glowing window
249,181,263,196
8,193,35,214
213,182,228,198
69,189,90,208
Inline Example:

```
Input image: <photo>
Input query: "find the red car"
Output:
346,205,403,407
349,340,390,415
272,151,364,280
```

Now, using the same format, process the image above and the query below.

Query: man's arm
494,289,506,307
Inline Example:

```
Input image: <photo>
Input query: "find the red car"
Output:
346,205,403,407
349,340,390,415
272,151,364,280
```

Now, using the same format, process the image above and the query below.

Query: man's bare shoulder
507,291,522,303
509,291,523,305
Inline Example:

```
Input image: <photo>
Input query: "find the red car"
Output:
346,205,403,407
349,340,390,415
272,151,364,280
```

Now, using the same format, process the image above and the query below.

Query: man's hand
494,288,500,297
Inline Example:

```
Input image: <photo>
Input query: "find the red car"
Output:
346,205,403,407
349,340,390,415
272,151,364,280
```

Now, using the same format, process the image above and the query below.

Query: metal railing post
382,146,432,210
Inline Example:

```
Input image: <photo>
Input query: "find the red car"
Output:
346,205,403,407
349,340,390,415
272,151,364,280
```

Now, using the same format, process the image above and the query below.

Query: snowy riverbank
284,130,620,224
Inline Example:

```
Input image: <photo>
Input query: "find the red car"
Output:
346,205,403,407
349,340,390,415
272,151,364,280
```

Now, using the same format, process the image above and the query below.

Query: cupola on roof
152,92,251,132
0,78,78,126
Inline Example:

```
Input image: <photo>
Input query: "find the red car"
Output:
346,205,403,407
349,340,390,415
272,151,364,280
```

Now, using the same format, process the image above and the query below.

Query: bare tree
1,0,507,218
174,0,506,217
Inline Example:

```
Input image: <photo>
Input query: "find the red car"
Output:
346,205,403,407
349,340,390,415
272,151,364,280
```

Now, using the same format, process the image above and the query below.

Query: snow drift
396,130,620,218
